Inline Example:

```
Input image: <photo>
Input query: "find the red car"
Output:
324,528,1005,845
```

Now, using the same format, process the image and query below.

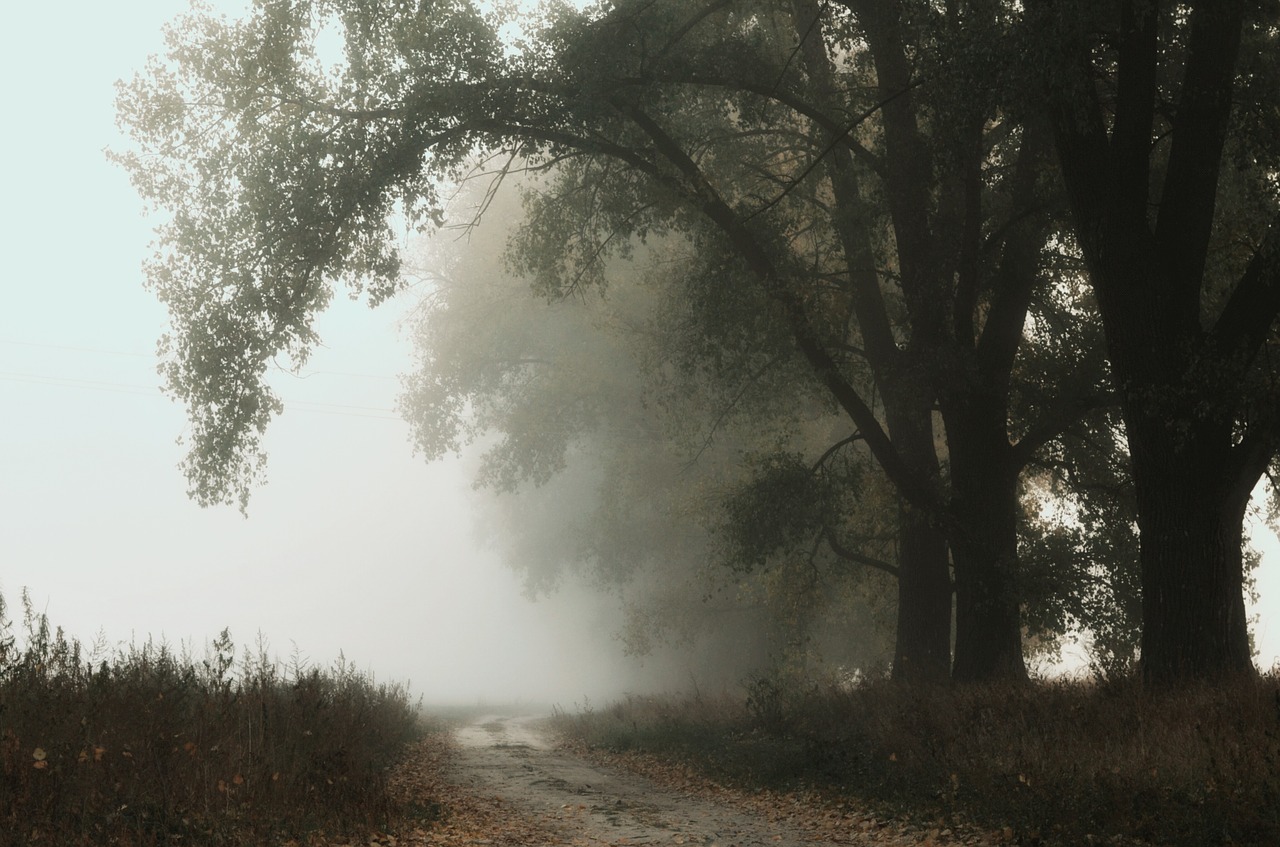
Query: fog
1,284,682,705
0,0,684,708
2,0,1279,715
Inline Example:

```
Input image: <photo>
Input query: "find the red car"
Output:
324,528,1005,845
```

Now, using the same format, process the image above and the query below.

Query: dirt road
445,714,961,847
451,713,818,845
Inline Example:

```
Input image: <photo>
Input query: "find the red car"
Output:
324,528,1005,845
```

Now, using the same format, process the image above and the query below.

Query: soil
374,713,1003,847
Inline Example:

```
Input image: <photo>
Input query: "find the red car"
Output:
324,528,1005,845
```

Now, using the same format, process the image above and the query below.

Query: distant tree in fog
401,179,899,674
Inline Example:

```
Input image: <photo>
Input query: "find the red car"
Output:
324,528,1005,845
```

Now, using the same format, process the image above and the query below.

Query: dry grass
554,671,1280,845
0,590,425,846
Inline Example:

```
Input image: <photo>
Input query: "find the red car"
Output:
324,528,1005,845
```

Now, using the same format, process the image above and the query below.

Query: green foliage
0,590,423,845
114,0,1280,682
113,0,503,508
721,454,826,571
718,450,868,574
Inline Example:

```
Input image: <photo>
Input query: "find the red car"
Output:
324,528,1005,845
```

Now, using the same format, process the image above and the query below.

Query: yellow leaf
32,748,47,761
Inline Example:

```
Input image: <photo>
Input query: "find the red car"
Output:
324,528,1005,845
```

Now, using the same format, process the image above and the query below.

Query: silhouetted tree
1026,0,1280,680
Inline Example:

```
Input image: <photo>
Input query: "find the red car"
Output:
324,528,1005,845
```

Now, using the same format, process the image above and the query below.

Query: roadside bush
0,590,423,845
555,670,1280,845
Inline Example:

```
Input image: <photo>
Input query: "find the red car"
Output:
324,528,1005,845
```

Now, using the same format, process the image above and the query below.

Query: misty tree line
113,0,1280,684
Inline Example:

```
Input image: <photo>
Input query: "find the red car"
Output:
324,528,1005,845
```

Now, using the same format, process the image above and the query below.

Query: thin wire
0,371,401,421
0,339,151,359
0,338,398,381
0,371,160,397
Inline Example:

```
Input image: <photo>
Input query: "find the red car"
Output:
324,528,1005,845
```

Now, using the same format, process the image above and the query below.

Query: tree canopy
402,180,900,673
115,0,1280,682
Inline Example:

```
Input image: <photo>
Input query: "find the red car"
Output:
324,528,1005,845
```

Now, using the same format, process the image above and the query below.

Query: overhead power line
0,338,152,359
0,338,400,381
0,370,401,421
0,370,160,398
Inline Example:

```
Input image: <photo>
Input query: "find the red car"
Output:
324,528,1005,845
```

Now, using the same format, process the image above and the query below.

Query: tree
403,180,900,673
1026,0,1280,680
1014,271,1145,676
114,0,1121,682
484,0,1078,681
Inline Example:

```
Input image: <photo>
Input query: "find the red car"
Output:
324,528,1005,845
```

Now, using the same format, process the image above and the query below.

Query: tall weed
0,590,423,845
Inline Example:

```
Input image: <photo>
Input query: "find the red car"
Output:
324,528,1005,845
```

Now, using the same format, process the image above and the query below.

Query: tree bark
945,400,1029,682
791,0,954,682
848,0,1046,682
1127,417,1256,680
892,498,952,683
1076,219,1261,682
1030,0,1267,682
886,399,953,684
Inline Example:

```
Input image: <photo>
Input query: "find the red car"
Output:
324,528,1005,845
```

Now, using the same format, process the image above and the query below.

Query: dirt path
444,714,968,847
450,713,821,845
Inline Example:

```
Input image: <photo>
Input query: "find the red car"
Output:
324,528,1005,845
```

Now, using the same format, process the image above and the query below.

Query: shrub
0,590,423,845
554,670,1280,846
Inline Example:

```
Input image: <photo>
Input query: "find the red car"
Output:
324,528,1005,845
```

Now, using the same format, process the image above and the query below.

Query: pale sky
1,1,1276,707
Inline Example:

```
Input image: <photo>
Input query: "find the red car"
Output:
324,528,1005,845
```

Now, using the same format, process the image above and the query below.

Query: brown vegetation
0,591,423,846
552,672,1280,846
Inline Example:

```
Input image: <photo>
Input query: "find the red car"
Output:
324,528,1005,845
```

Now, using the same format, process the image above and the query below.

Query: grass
553,670,1280,846
0,589,427,846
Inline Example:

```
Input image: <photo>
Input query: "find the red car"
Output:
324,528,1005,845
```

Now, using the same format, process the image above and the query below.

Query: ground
375,714,1004,847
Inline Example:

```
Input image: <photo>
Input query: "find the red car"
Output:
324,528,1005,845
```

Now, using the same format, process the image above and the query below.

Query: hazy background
2,1,1277,709
1,0,692,706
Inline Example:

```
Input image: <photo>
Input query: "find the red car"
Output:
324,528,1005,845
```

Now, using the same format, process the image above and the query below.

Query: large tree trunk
1078,214,1258,682
1031,0,1270,682
1127,418,1255,681
945,402,1028,682
1069,238,1260,682
1088,261,1259,682
885,399,953,684
892,499,952,683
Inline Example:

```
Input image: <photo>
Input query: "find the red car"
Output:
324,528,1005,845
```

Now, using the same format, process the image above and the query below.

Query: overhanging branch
610,96,942,517
823,526,900,577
